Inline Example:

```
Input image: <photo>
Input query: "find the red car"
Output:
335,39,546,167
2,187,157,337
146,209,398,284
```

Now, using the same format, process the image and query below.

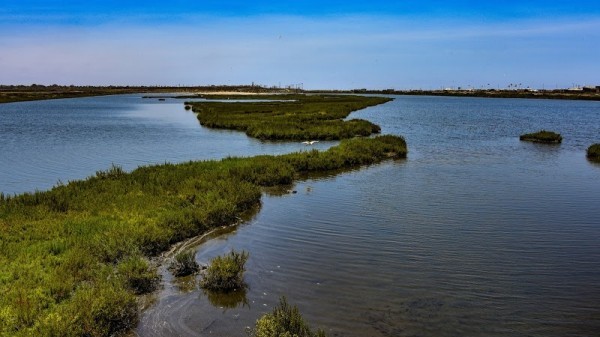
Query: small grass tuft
169,250,200,277
249,296,327,337
200,250,249,291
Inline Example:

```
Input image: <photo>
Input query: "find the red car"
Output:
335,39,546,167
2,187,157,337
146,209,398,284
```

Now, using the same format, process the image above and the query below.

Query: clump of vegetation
249,297,327,337
187,94,391,141
587,143,600,160
519,130,562,143
169,250,200,277
200,250,249,291
117,255,160,294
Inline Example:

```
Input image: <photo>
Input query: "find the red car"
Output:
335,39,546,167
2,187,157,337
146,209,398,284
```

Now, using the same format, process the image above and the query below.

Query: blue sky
1,1,599,89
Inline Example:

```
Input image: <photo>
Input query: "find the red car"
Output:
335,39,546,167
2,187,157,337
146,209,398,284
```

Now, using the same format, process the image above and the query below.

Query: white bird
301,140,319,145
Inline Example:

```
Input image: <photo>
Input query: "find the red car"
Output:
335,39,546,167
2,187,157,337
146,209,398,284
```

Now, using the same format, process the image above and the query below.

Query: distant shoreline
1,84,599,103
312,88,600,101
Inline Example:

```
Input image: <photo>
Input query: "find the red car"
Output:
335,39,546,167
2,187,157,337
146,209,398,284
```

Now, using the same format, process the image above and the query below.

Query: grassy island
0,129,406,335
519,130,562,144
587,144,600,160
187,94,391,140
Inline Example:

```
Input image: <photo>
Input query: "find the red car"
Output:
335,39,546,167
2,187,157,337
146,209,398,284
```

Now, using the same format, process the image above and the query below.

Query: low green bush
250,297,327,337
200,250,249,291
587,143,600,160
169,250,200,277
519,130,562,143
117,255,159,294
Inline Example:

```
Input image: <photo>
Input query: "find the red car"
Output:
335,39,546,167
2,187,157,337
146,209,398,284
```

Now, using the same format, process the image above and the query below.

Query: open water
1,94,599,336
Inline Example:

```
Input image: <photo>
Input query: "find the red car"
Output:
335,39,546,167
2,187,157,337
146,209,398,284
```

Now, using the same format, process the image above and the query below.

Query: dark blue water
2,95,599,336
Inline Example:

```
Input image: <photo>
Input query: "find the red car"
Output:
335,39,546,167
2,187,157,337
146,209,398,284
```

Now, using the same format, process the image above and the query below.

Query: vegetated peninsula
0,94,406,336
519,130,563,144
187,94,390,140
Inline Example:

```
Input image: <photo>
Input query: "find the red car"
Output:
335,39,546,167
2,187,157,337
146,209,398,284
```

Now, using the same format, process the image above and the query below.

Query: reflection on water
203,288,249,310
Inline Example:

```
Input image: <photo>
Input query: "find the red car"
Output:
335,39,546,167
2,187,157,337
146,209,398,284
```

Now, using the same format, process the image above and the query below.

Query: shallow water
138,96,600,337
0,94,334,195
2,95,599,336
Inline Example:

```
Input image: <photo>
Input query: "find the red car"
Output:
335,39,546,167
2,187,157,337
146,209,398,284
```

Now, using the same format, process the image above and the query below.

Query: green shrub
200,250,249,291
169,250,200,277
117,255,159,294
519,130,562,143
250,297,327,337
587,143,600,160
67,280,138,337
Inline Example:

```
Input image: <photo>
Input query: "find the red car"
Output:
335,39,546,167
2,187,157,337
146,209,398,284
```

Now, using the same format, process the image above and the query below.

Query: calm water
0,94,334,195
2,95,600,336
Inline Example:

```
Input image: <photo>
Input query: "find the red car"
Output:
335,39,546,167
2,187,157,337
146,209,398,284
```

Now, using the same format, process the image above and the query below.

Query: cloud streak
1,15,598,89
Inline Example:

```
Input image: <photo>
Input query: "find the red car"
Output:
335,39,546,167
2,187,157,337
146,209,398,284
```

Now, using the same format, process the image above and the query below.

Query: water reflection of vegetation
203,288,249,309
0,93,406,336
188,94,391,141
173,274,198,293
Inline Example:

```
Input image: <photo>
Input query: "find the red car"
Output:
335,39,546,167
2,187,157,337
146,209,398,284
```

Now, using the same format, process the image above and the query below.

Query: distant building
582,86,600,93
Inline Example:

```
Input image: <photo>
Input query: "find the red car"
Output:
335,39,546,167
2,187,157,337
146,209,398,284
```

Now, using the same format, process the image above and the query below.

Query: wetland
1,94,599,337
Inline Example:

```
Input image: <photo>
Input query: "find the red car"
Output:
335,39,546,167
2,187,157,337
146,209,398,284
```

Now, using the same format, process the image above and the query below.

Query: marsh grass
587,144,600,160
200,250,249,291
519,130,562,143
249,297,327,337
188,94,391,140
169,250,200,277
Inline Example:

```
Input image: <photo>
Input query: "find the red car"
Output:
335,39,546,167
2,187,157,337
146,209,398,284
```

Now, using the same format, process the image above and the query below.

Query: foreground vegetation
0,135,407,336
188,94,391,140
587,144,600,160
519,130,562,143
169,251,200,277
200,250,249,291
250,297,327,337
